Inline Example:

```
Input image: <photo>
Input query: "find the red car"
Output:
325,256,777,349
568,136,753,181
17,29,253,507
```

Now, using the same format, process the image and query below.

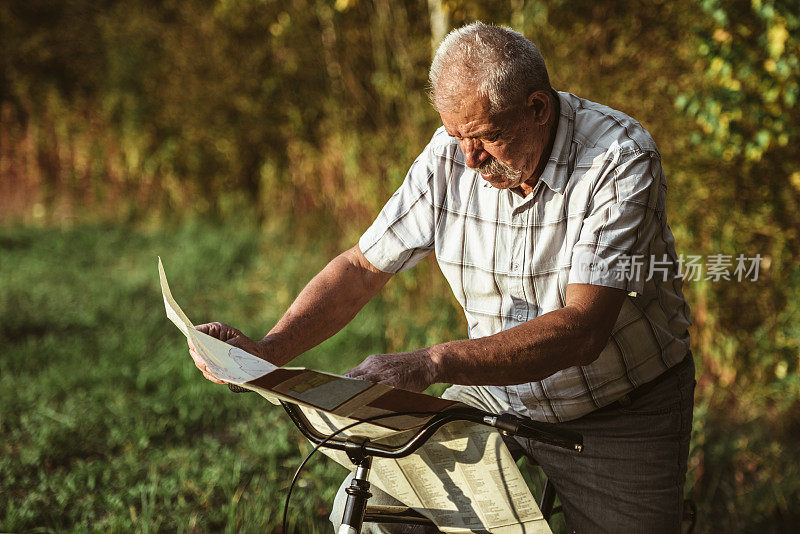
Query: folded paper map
158,258,550,533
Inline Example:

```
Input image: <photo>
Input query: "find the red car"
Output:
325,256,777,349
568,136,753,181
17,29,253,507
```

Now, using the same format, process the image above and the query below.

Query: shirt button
511,262,519,270
516,313,524,321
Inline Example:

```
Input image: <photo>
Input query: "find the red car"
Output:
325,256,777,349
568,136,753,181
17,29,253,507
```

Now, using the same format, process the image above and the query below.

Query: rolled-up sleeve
358,144,437,273
568,150,663,295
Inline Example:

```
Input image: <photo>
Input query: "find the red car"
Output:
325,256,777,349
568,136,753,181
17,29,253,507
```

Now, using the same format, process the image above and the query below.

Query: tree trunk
427,0,449,58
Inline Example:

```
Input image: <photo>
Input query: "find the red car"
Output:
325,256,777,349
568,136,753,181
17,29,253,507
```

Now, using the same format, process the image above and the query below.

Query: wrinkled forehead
438,91,519,134
438,92,489,125
439,94,516,140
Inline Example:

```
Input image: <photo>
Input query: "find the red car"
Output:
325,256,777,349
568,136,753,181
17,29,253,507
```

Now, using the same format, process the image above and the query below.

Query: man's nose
460,138,489,168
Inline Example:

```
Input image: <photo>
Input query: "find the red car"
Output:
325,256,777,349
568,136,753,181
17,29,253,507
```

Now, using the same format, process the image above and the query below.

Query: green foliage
677,0,800,162
0,0,440,223
668,2,800,528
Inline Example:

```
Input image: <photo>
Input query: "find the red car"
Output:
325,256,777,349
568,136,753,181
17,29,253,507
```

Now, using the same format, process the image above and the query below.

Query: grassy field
0,221,472,533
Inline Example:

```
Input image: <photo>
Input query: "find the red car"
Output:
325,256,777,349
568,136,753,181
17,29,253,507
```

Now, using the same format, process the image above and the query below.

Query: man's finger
348,369,375,381
344,366,367,378
197,360,225,383
186,328,227,385
195,322,245,343
203,371,226,384
189,352,218,381
188,348,204,366
196,322,225,337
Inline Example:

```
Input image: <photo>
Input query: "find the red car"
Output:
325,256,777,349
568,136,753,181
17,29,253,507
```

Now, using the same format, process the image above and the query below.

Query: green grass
0,221,428,533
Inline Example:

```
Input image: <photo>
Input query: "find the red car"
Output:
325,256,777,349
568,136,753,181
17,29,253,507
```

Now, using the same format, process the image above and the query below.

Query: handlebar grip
227,383,253,393
515,417,583,452
489,413,583,452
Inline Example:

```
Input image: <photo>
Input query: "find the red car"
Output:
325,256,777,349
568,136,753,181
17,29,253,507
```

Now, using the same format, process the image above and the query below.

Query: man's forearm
427,285,626,386
257,245,392,366
426,308,597,385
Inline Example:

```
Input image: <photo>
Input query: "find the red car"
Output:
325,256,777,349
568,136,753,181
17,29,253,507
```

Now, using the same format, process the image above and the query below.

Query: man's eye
483,133,500,143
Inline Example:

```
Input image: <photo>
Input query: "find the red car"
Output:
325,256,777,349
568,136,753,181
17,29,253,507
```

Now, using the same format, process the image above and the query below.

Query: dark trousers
513,355,695,533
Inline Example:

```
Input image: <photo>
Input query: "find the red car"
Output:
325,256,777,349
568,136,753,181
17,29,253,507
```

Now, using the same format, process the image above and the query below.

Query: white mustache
477,157,523,181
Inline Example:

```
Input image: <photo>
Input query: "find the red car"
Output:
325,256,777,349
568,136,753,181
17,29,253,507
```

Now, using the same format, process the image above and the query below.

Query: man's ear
526,90,551,125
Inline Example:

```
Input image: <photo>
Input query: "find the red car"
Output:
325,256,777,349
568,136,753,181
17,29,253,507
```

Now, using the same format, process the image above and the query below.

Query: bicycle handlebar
279,400,583,458
227,383,583,455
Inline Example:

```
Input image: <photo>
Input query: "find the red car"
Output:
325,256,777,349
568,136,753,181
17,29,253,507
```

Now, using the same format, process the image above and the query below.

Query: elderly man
191,22,694,533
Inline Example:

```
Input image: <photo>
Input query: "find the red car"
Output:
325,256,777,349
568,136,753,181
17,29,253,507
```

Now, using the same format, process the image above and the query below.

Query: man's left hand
344,349,437,392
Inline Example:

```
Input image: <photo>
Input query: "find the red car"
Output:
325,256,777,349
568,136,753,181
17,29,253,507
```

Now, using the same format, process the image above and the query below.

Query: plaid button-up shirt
359,91,692,422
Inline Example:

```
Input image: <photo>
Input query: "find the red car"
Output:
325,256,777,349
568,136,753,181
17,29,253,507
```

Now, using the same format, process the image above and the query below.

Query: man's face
439,93,542,190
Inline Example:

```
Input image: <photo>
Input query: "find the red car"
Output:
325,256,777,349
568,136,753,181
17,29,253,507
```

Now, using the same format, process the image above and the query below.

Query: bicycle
279,397,583,533
229,382,579,532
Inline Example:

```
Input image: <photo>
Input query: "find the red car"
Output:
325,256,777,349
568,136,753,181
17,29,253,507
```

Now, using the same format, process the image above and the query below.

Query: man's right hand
188,322,264,385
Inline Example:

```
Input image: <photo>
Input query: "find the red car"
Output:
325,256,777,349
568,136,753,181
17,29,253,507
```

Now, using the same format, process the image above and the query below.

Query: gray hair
429,22,551,114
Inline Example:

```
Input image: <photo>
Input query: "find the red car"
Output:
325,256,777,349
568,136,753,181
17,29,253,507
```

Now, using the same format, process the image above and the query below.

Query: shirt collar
537,90,574,195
